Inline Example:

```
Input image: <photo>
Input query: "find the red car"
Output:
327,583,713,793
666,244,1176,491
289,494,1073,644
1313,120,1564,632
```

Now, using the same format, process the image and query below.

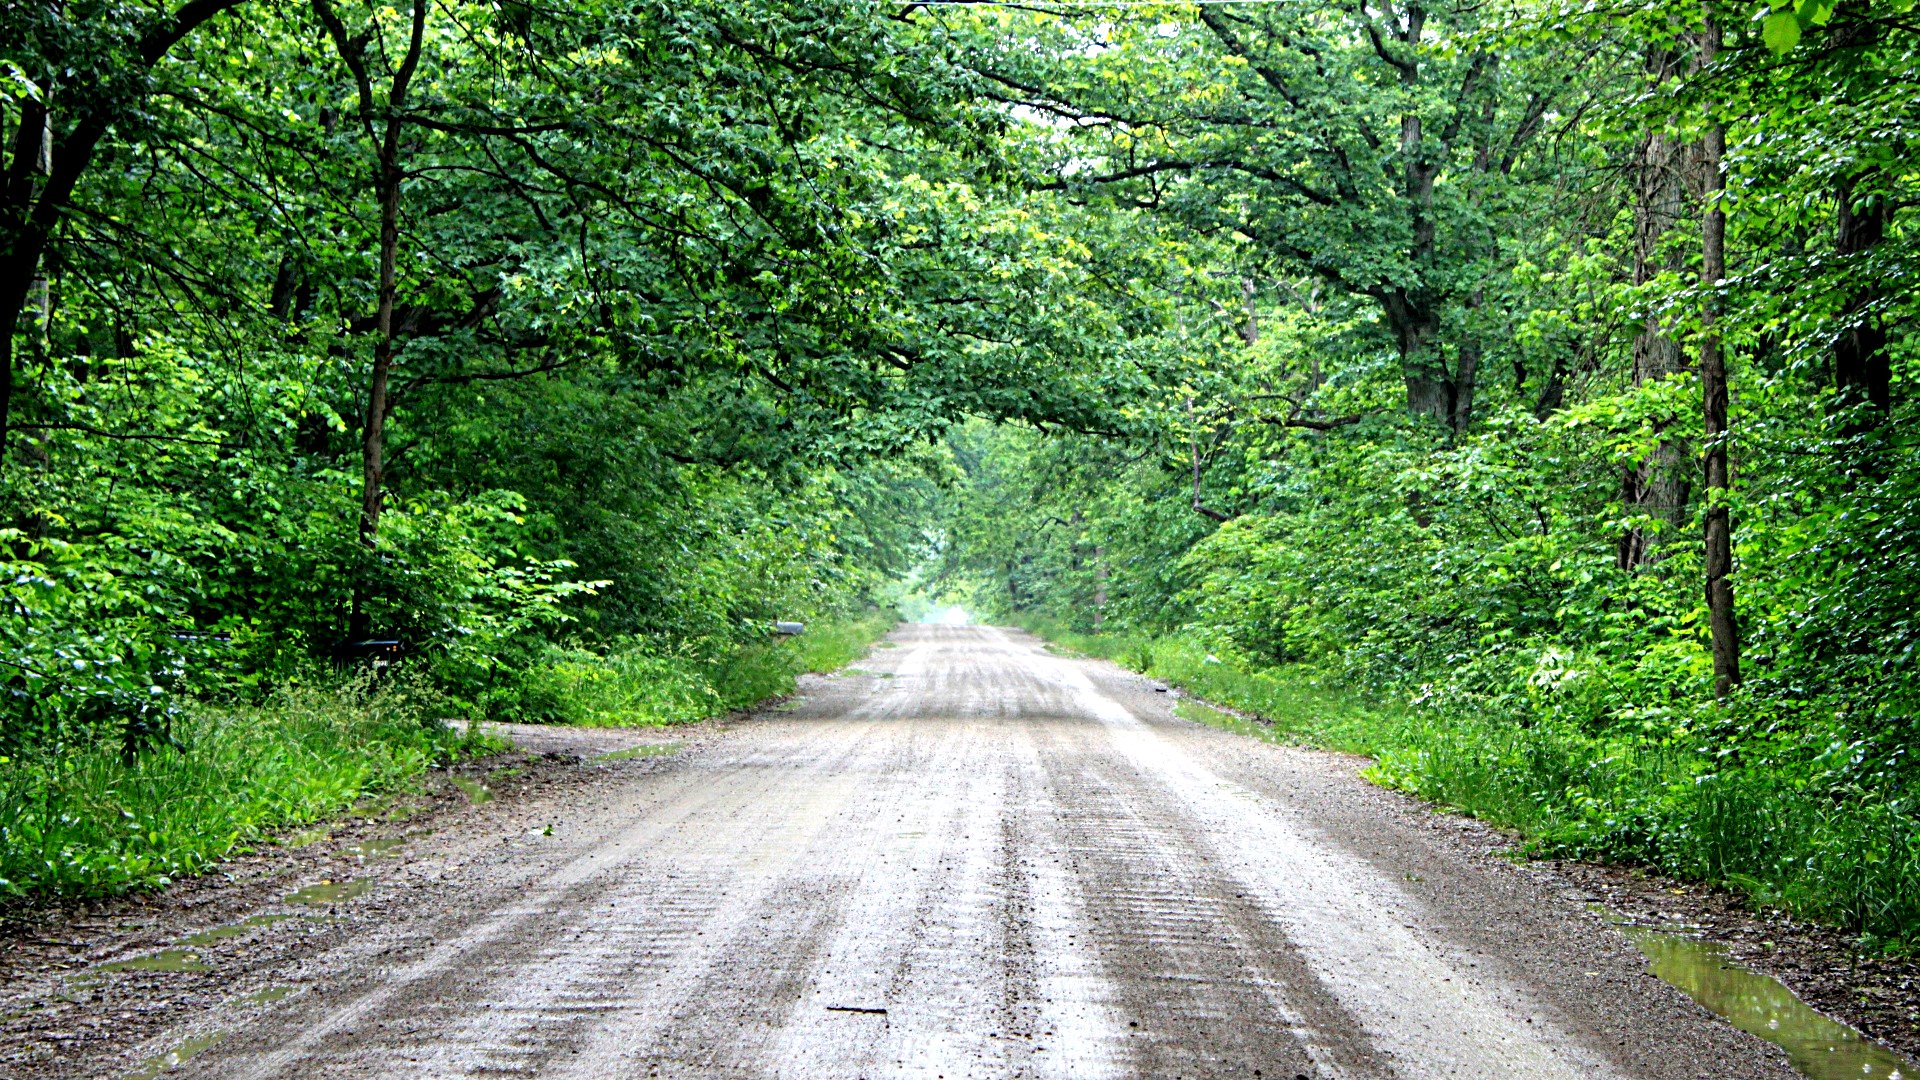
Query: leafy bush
487,609,899,727
0,673,491,899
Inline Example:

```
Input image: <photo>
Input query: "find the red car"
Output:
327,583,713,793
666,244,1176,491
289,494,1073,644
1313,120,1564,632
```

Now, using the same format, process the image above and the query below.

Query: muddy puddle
234,985,297,1006
340,835,409,859
99,949,210,974
82,905,342,989
178,913,293,946
449,776,493,803
1624,926,1915,1079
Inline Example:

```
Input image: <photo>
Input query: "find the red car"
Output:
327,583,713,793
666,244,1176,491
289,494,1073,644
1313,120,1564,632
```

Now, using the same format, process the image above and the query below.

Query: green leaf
1795,0,1835,25
1762,10,1802,52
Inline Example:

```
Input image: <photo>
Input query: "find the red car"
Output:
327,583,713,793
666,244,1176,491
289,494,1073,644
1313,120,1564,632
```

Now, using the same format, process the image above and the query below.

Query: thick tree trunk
1,99,54,454
1699,21,1740,697
1833,173,1892,433
1391,297,1476,436
1385,4,1474,438
1620,48,1693,571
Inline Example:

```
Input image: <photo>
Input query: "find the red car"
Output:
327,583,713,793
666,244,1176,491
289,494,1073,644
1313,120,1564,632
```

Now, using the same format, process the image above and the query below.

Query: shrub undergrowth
486,609,899,727
0,675,493,900
0,612,895,903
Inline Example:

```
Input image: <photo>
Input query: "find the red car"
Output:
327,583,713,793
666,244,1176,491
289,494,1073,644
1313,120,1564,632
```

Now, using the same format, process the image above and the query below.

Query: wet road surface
143,625,1797,1078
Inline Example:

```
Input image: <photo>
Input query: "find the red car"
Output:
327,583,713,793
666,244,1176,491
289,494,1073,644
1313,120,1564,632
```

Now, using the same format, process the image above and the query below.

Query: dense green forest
937,0,1920,941
5,0,1919,942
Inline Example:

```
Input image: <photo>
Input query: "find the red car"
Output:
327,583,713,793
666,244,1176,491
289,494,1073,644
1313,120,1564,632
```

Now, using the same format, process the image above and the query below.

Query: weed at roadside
1017,616,1920,946
0,675,493,900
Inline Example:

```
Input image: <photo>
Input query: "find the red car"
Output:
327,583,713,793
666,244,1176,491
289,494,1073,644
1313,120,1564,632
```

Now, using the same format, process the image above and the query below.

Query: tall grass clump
505,645,722,726
1019,619,1920,944
0,674,488,900
497,609,899,727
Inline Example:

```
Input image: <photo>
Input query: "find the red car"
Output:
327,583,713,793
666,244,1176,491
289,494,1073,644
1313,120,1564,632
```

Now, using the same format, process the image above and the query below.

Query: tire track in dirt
27,624,1803,1080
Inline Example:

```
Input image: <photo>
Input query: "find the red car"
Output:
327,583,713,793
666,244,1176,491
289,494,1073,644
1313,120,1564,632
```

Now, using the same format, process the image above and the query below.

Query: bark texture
1833,173,1892,433
1698,20,1740,697
1619,47,1693,571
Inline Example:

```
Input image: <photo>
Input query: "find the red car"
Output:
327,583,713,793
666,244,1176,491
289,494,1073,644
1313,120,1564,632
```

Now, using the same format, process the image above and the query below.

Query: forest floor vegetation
0,611,896,904
495,609,898,726
0,677,498,902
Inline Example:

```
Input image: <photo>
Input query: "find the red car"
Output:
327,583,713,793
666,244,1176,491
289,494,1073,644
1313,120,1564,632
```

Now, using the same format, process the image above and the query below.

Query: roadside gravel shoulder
1051,630,1919,1074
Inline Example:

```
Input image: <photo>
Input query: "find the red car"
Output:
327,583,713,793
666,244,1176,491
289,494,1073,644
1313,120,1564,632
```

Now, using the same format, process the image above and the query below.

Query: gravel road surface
59,625,1804,1078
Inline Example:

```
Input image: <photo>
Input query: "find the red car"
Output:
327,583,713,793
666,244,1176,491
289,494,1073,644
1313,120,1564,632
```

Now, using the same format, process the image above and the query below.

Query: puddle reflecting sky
1625,928,1915,1080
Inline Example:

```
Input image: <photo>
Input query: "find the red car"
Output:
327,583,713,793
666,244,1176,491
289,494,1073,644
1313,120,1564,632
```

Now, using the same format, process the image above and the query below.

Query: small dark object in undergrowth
330,639,407,672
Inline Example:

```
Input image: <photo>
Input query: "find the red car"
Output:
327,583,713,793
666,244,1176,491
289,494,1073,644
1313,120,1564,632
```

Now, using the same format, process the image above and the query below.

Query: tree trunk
0,267,19,453
1698,19,1740,697
1449,291,1484,434
1396,314,1476,436
1620,47,1693,571
347,148,403,641
0,0,249,451
1833,173,1892,433
319,0,427,641
359,165,401,551
0,98,53,455
1092,546,1108,629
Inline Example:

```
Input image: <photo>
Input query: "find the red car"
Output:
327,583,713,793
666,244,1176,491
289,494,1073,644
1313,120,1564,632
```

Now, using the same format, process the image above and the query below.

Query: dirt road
22,626,1804,1078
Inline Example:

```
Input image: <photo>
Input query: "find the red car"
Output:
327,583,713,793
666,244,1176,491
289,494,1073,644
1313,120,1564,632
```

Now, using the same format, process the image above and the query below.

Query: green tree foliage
939,0,1920,939
0,0,1145,764
10,0,1920,935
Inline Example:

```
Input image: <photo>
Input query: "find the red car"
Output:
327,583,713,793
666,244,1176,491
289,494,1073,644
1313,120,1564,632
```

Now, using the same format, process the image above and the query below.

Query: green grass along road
0,611,895,902
1020,617,1920,949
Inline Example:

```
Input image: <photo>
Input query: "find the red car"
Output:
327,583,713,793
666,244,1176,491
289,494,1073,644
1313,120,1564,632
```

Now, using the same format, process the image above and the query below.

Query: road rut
84,625,1801,1078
